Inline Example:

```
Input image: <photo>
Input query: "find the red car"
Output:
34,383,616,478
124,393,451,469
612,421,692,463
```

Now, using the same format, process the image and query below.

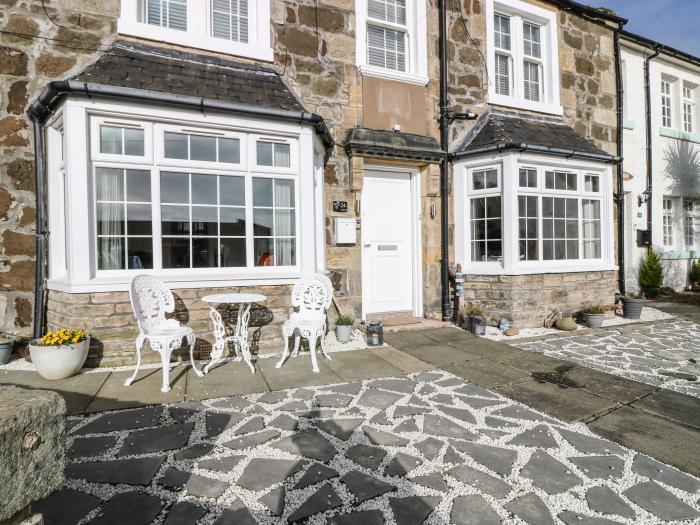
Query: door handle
378,244,398,251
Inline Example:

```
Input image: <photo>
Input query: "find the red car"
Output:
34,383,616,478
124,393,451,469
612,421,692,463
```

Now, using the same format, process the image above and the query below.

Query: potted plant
580,305,606,328
622,292,645,320
0,333,14,365
335,315,354,344
689,259,700,289
459,303,484,332
29,328,89,380
639,248,663,298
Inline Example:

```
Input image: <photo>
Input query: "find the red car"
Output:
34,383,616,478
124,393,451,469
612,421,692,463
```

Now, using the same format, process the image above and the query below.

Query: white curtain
273,179,294,265
97,168,124,270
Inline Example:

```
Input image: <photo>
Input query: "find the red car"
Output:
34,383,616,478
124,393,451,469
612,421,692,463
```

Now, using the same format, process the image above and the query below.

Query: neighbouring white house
621,32,700,292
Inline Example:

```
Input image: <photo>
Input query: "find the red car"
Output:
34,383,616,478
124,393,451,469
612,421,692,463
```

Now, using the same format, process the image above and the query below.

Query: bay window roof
452,112,620,163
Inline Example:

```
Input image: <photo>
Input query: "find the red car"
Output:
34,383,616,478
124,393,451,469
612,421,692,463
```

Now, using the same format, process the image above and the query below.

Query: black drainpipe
644,44,662,240
438,0,451,321
613,20,626,295
29,115,48,340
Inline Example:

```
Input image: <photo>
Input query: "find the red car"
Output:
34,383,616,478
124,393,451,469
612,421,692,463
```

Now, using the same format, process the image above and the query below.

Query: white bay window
455,155,615,274
486,0,561,115
45,99,324,292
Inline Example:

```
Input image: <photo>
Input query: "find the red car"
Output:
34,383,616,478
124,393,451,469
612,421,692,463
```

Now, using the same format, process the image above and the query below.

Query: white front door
361,170,417,315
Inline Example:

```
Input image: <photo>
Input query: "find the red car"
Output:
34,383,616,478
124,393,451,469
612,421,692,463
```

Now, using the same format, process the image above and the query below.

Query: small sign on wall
333,201,348,212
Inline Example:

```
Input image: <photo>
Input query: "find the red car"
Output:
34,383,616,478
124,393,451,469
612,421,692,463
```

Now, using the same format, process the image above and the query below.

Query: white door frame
360,165,423,320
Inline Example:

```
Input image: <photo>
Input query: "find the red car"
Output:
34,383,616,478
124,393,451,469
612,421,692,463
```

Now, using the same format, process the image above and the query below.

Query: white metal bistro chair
276,273,333,373
127,275,203,393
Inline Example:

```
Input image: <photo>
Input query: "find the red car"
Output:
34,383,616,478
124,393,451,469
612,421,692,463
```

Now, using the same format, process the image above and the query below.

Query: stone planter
28,338,89,380
622,297,645,320
335,325,352,344
0,338,12,365
583,313,605,328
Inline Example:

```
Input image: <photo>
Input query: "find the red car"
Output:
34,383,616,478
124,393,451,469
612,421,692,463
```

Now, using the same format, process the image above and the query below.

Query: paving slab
205,411,245,438
385,452,422,476
323,350,405,381
356,389,403,410
223,429,280,450
507,424,558,448
631,389,700,429
85,367,187,412
631,454,700,492
423,414,477,440
73,405,163,434
313,418,363,441
186,361,268,400
623,481,700,521
569,455,625,479
390,495,441,525
118,422,194,456
258,355,342,390
67,435,118,459
414,437,444,460
363,426,409,446
441,360,531,388
449,441,516,475
287,483,343,522
259,486,285,516
341,470,395,503
504,493,555,525
585,486,636,520
164,501,207,525
410,472,448,492
268,413,299,431
368,345,436,373
213,500,257,525
33,488,101,525
493,379,619,423
398,344,481,366
237,458,305,491
160,467,230,498
520,450,582,494
588,406,700,476
66,455,166,485
327,510,385,525
557,511,623,525
271,429,337,461
447,465,512,499
174,442,216,460
383,331,437,349
450,494,501,525
294,463,339,489
548,365,656,404
90,491,162,525
197,455,244,473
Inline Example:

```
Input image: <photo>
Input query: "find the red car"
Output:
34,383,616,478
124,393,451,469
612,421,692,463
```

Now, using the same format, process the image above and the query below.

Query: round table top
201,293,267,304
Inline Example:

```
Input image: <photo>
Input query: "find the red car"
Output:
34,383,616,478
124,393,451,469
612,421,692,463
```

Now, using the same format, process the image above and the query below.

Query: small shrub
690,259,700,285
580,304,605,315
638,249,663,289
460,302,484,317
336,315,355,326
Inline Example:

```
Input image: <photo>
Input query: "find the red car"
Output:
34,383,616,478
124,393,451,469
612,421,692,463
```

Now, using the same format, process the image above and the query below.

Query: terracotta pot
29,337,90,380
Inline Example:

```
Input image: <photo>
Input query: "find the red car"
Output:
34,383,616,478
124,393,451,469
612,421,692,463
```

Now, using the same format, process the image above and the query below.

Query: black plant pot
642,286,660,299
622,297,645,320
460,315,472,331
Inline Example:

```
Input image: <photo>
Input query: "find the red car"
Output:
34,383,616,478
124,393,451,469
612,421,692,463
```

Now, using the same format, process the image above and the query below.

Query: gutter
450,142,621,163
644,45,662,241
622,30,700,69
28,117,47,340
438,0,451,321
614,20,627,295
28,80,335,148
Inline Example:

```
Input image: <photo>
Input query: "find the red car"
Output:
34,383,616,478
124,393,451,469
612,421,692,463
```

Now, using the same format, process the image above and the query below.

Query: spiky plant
663,141,700,197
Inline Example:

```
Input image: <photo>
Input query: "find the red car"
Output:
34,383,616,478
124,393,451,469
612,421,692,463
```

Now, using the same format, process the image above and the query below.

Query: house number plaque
333,201,348,212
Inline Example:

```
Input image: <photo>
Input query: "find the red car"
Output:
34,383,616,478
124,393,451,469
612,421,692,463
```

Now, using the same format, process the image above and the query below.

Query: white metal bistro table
201,293,267,374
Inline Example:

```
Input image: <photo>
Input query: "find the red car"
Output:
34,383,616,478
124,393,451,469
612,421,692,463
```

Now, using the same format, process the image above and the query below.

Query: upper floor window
683,84,695,133
661,79,673,128
663,197,674,247
355,0,428,85
486,0,561,115
119,0,271,60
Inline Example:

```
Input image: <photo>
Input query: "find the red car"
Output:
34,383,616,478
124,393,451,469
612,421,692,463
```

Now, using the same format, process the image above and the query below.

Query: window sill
488,93,563,116
117,21,274,62
623,119,635,130
460,262,618,276
659,127,700,144
660,250,699,260
358,65,429,86
47,272,301,293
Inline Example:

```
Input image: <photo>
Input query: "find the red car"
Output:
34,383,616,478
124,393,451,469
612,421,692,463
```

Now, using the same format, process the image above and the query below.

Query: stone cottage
0,0,624,364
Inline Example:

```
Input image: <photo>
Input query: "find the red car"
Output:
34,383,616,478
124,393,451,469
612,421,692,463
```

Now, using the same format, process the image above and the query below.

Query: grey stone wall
462,270,618,327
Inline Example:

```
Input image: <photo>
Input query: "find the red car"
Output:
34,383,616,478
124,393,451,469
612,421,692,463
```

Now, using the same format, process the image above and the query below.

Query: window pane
274,209,295,236
253,178,273,206
523,61,540,102
124,128,145,156
220,176,245,206
127,204,152,235
98,237,125,270
274,143,291,168
127,237,153,269
162,237,190,268
368,0,406,25
220,238,246,267
519,168,537,188
190,135,217,162
191,174,217,205
585,174,600,192
471,198,485,219
126,170,151,202
97,203,124,236
254,238,275,266
494,14,511,50
469,196,501,262
191,206,218,236
545,171,554,189
494,54,510,96
257,141,273,166
523,23,541,58
100,126,123,155
567,173,577,191
367,25,406,72
253,208,273,236
164,132,188,159
96,168,124,201
219,138,241,163
161,205,190,235
167,0,187,30
212,0,248,43
518,195,539,261
274,179,295,207
275,238,296,266
220,207,246,236
160,172,189,203
192,237,218,267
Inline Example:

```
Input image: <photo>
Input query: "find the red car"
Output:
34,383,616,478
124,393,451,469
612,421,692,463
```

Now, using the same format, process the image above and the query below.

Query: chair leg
309,334,319,373
276,333,290,369
291,335,301,357
187,334,203,378
124,336,145,387
160,347,173,393
320,333,331,361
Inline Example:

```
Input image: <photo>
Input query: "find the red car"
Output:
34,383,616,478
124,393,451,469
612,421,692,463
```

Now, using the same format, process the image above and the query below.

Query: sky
597,0,700,57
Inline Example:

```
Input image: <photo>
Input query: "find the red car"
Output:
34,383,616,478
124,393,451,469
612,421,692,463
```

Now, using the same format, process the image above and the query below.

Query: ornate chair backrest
291,274,333,317
129,275,176,332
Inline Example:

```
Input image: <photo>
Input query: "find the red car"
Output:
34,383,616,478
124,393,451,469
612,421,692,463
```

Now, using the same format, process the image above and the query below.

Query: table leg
235,303,256,374
204,306,227,375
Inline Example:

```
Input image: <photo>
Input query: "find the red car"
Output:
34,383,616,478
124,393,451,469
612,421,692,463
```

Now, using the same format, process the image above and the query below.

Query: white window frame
355,0,428,85
684,198,697,249
683,84,695,134
485,0,561,115
454,153,615,275
661,78,673,129
118,0,272,61
662,197,674,247
46,98,324,293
